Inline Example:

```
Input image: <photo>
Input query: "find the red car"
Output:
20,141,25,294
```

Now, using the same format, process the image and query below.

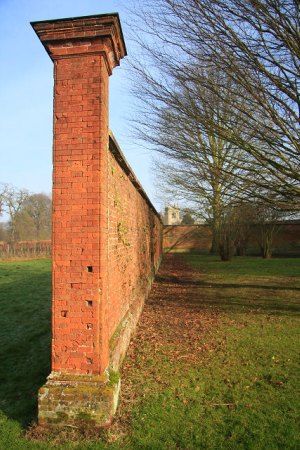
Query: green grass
0,256,299,449
121,255,300,450
186,254,300,279
0,259,53,449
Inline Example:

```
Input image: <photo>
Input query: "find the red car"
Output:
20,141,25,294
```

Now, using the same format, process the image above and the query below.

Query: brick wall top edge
109,131,163,223
31,12,120,26
31,13,127,56
164,225,205,228
164,222,300,227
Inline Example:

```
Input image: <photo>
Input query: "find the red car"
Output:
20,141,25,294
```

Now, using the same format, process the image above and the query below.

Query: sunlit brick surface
32,14,162,379
52,54,108,374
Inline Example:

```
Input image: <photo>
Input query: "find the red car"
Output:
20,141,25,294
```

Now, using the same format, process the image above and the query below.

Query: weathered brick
32,13,162,428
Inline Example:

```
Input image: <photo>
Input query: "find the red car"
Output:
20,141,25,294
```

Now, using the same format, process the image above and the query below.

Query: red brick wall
163,225,212,253
51,54,162,376
33,14,163,427
32,16,164,383
51,54,109,375
107,135,162,368
163,224,300,256
249,223,300,255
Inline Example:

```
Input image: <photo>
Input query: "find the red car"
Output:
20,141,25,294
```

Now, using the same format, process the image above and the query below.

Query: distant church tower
163,205,181,225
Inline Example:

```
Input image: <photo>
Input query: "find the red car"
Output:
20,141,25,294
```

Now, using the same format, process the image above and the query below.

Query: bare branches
126,0,299,259
0,184,29,242
0,184,51,242
128,0,300,204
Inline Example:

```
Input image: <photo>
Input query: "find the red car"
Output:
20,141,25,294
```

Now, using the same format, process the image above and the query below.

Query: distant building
163,205,181,225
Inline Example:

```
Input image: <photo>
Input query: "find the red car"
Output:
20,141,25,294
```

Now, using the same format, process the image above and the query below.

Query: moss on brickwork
117,221,131,247
38,372,121,428
109,315,129,352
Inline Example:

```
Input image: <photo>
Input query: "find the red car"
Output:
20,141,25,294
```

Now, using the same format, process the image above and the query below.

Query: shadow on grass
0,265,51,427
156,274,300,291
155,274,300,316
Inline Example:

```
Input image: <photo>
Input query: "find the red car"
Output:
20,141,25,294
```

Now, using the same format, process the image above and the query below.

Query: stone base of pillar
38,371,120,428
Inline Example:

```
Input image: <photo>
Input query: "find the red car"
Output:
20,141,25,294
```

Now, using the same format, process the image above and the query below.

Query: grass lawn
0,259,51,449
0,255,299,449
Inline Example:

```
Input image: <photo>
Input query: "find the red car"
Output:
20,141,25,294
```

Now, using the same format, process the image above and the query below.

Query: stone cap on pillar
31,13,127,74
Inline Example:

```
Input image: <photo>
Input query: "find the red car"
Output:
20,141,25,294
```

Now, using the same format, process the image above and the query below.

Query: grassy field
0,259,51,449
0,255,299,449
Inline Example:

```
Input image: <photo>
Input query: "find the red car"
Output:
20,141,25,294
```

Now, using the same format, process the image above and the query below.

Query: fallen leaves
112,254,224,436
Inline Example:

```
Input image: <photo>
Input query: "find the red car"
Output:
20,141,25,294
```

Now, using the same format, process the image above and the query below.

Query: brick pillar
31,14,126,427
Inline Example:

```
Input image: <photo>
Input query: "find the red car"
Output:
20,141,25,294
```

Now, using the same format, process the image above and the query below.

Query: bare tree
0,223,8,242
1,184,29,242
139,69,255,252
181,211,195,225
19,193,51,240
231,204,257,256
217,209,236,261
128,0,300,207
0,184,52,242
218,201,285,260
0,184,9,217
254,204,284,258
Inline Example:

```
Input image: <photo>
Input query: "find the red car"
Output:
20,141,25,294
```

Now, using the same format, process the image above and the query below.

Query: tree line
0,184,51,242
128,0,299,260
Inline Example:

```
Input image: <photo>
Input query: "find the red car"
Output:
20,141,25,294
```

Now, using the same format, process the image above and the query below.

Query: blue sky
0,0,159,211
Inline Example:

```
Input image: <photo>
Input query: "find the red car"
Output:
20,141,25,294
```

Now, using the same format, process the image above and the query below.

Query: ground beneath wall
111,253,300,449
0,254,299,449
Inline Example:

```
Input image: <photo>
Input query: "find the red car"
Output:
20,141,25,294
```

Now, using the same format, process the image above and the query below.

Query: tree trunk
260,228,274,259
210,232,219,254
210,188,222,254
260,242,272,259
218,238,234,261
262,247,272,259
